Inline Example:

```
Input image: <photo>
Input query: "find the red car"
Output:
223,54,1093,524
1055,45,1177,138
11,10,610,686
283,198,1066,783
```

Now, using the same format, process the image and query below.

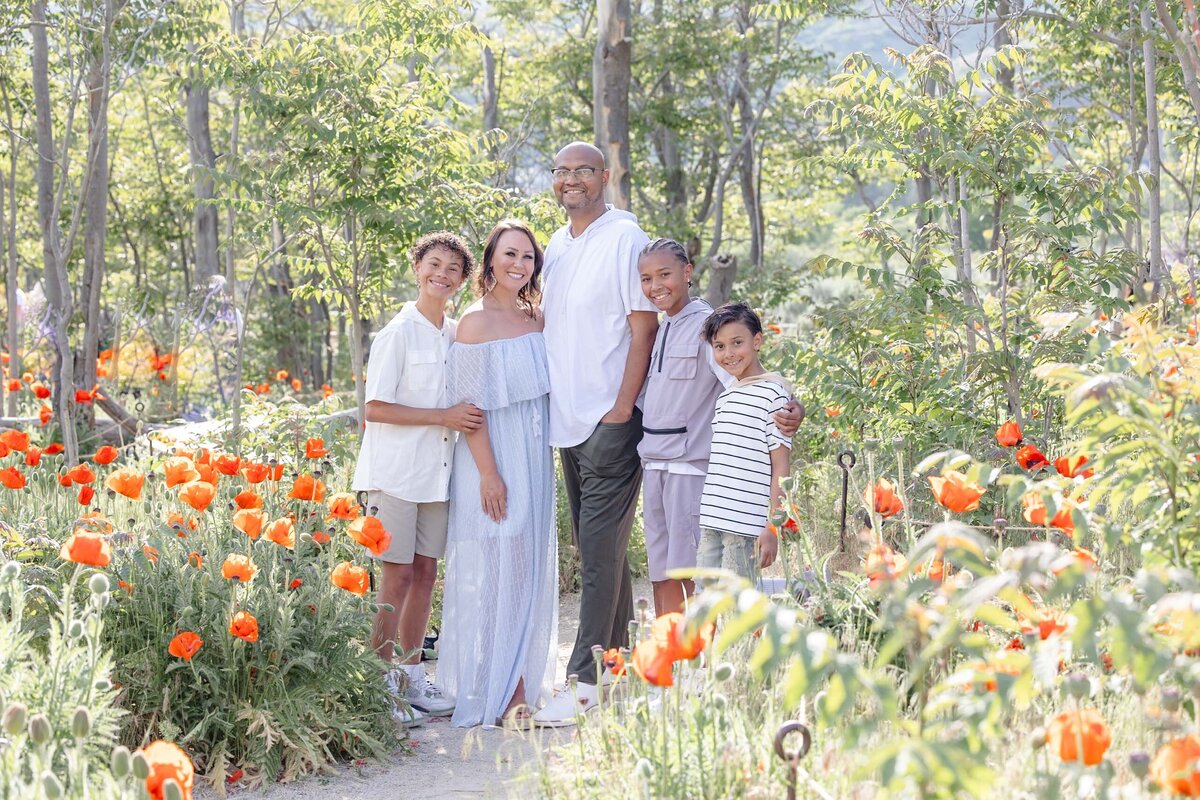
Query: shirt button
443,462,447,467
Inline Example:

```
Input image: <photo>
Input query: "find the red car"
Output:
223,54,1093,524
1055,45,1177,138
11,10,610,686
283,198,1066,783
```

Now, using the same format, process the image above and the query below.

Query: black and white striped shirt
699,377,791,537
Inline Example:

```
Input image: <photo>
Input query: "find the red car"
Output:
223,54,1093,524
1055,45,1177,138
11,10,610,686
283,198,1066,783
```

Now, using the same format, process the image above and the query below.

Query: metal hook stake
836,450,857,552
773,721,813,800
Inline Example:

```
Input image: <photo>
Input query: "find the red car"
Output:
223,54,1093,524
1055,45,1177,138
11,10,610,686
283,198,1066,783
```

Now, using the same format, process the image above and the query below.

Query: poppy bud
713,663,735,683
3,702,27,735
110,745,131,778
72,707,91,739
94,679,111,692
1161,687,1182,713
1030,726,1047,750
1063,672,1090,700
1,561,19,580
567,674,578,690
163,778,184,800
130,751,150,780
88,573,109,595
635,758,654,779
42,773,63,799
636,597,648,612
1128,750,1150,779
28,713,51,744
712,693,727,712
92,592,110,611
67,620,84,639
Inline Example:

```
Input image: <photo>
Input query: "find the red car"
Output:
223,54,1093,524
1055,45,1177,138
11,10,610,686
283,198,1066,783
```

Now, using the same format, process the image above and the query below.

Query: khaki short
366,491,449,564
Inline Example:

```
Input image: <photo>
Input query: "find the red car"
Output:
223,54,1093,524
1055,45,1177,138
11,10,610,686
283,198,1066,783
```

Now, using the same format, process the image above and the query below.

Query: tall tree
594,0,632,209
186,53,219,287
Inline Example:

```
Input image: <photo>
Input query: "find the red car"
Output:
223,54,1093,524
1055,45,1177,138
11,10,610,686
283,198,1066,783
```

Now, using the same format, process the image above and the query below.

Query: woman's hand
480,470,507,522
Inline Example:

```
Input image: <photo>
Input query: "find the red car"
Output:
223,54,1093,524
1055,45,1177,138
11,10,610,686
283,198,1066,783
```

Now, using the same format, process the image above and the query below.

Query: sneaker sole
408,703,454,716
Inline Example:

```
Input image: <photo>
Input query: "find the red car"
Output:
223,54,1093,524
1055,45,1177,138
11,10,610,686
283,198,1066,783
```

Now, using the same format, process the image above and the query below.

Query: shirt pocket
665,342,699,381
405,349,441,392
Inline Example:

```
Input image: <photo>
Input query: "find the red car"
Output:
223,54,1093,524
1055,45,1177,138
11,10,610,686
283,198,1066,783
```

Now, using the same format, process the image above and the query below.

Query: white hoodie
542,206,656,448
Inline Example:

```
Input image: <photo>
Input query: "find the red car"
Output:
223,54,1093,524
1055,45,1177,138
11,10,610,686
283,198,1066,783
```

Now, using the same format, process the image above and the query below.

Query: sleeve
618,228,657,316
705,342,737,388
363,327,404,404
766,387,792,450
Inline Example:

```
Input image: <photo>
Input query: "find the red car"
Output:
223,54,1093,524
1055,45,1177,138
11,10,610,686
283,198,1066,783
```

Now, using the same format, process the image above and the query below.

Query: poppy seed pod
1161,687,1182,713
110,746,131,778
712,693,728,712
88,573,110,595
1128,751,1150,779
28,713,51,744
163,778,184,800
713,663,736,683
72,707,91,739
130,751,150,780
67,620,84,639
635,758,654,779
3,702,27,735
42,773,63,800
1,560,19,580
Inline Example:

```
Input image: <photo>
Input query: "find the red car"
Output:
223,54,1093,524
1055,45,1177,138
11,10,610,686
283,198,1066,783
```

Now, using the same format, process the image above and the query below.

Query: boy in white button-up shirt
352,232,483,727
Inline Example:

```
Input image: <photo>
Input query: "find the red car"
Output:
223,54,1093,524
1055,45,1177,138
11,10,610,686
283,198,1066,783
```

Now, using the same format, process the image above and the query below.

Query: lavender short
641,469,705,582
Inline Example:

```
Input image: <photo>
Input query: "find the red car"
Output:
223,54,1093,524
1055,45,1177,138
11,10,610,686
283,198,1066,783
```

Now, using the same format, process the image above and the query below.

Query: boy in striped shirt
697,303,792,580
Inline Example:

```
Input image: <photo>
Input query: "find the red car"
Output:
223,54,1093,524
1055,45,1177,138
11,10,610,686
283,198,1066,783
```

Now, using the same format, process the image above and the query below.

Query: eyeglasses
550,166,598,180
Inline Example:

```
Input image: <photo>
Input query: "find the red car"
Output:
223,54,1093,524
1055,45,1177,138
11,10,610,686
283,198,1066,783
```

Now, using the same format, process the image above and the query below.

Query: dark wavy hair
701,302,763,343
477,220,544,317
411,231,476,281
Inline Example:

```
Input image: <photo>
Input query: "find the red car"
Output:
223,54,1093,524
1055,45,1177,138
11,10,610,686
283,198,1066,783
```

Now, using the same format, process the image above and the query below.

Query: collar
666,297,712,323
399,301,449,332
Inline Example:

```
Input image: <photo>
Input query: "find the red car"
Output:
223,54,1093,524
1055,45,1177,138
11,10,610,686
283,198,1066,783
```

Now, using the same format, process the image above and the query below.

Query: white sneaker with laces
532,681,599,728
405,674,455,716
384,670,427,728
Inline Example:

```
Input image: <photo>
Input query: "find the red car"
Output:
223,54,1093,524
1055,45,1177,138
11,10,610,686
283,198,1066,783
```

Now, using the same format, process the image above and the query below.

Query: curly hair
477,220,544,318
410,231,476,281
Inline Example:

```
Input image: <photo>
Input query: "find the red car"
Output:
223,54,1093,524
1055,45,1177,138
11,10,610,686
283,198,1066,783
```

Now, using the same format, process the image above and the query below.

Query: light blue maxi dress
439,332,559,728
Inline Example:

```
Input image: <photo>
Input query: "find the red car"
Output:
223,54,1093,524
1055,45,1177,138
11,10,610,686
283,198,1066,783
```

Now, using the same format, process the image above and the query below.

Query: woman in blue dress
438,220,558,727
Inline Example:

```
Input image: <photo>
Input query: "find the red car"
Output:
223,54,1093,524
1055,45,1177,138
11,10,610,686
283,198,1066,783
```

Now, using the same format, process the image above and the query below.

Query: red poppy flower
994,420,1022,447
39,405,53,427
59,530,111,567
864,478,904,518
77,485,95,505
168,632,203,661
305,438,329,459
92,445,118,465
1054,454,1093,479
928,472,985,513
288,474,326,503
32,382,50,399
0,466,25,490
229,611,259,643
139,740,195,800
25,446,41,467
214,454,241,475
66,463,96,484
233,489,263,509
0,429,29,452
1015,444,1050,471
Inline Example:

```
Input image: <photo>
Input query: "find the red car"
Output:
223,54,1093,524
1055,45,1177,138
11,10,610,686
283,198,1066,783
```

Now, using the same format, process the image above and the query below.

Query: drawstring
656,321,671,373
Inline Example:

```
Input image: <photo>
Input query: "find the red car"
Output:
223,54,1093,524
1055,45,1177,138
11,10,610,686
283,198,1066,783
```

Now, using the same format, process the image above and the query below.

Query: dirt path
239,580,650,800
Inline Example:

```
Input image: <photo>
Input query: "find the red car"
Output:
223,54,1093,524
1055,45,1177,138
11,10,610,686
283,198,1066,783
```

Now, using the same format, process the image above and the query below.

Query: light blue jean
697,528,758,582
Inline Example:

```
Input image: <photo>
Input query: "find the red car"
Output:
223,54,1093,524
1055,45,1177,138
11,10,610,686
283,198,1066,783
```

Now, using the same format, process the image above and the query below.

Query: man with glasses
533,141,658,727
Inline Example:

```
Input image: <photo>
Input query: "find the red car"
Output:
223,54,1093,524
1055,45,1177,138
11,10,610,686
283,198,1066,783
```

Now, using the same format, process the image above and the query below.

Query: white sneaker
532,682,599,728
391,703,427,728
405,674,455,716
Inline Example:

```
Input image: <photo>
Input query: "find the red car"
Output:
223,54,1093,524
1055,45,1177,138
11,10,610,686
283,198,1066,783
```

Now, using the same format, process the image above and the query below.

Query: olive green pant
560,409,644,685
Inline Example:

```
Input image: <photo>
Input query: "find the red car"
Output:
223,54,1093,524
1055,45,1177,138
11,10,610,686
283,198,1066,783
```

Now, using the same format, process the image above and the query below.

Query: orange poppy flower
1150,735,1200,796
45,442,64,454
20,371,31,383
77,485,95,505
39,405,53,426
994,420,1022,447
221,554,258,583
928,472,985,513
1021,607,1069,640
241,462,270,484
967,656,1023,692
1045,708,1112,766
77,511,113,533
864,542,907,589
304,438,328,459
1054,454,1093,479
631,637,676,687
105,468,145,500
651,612,713,661
311,531,331,545
58,470,73,487
118,579,133,594
256,382,270,395
4,378,19,392
290,377,302,392
825,405,842,418
915,558,947,583
214,454,241,476
275,369,289,381
264,518,295,548
1015,444,1050,471
194,462,219,487
143,545,159,564
1021,492,1076,534
602,648,626,677
233,489,263,509
0,441,9,458
232,509,267,540
166,511,198,532
229,611,259,643
192,447,212,466
167,632,203,661
288,474,326,503
25,446,41,467
864,478,904,518
326,492,360,521
59,530,111,567
347,516,391,556
92,445,118,465
187,551,203,569
163,457,199,488
0,428,29,452
289,578,303,590
321,384,334,398
32,382,50,399
0,467,26,490
74,388,96,404
66,463,96,485
178,481,216,512
330,561,369,596
138,740,195,800
1052,547,1098,575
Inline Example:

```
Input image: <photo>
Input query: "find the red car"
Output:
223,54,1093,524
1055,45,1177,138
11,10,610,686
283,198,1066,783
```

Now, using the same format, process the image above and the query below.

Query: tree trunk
703,254,737,307
1143,5,1165,295
227,0,245,443
32,0,79,463
186,64,220,287
734,1,763,271
1,81,18,417
1155,0,1200,125
482,42,500,163
593,0,632,210
994,0,1017,93
79,1,115,431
